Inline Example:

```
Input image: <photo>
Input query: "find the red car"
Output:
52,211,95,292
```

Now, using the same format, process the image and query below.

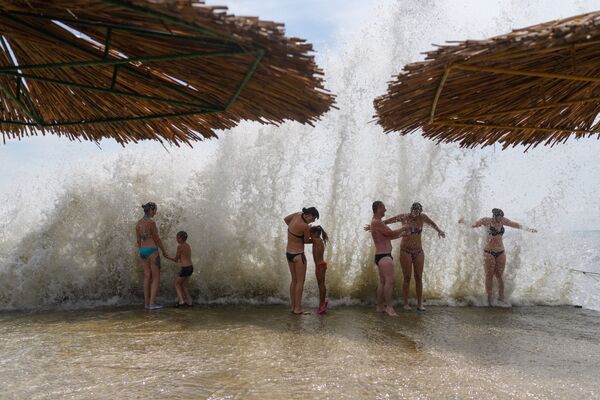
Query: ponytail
321,227,329,246
310,225,329,246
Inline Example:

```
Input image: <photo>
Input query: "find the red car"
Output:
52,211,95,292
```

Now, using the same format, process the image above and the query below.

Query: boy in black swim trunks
164,231,194,307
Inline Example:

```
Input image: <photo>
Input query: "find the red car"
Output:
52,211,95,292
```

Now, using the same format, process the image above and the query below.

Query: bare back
136,218,157,248
176,243,192,266
285,213,309,253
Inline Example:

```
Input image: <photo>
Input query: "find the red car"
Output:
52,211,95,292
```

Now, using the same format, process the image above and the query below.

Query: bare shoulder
371,220,384,230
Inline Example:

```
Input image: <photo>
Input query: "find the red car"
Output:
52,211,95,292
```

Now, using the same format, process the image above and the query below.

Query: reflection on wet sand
1,306,599,399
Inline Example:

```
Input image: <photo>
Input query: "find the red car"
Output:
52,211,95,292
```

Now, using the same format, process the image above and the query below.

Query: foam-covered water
1,0,599,311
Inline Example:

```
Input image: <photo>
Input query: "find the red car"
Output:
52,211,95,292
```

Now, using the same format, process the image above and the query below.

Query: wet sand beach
1,305,598,399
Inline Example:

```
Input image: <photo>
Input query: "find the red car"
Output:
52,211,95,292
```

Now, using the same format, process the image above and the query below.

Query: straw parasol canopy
374,11,600,149
0,0,334,145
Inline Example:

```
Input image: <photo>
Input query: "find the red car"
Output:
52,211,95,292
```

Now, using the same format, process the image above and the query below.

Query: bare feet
496,300,511,308
403,304,412,311
385,306,398,317
376,305,386,313
292,309,310,315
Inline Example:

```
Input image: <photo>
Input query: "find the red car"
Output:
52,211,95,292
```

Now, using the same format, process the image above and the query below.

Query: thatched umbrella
0,0,334,145
374,11,600,149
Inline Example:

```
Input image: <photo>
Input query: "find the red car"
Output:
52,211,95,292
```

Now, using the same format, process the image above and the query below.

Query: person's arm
423,214,445,238
470,218,487,229
303,224,313,244
283,213,295,226
165,245,181,262
313,240,325,262
150,221,168,256
364,214,405,231
502,217,537,233
135,225,141,248
378,222,411,239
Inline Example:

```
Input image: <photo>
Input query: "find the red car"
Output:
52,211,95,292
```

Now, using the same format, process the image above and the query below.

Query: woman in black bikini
382,202,445,311
460,208,537,306
283,207,319,314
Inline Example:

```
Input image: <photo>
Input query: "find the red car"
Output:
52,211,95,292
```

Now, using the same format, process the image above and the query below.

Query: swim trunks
286,252,306,265
374,253,393,266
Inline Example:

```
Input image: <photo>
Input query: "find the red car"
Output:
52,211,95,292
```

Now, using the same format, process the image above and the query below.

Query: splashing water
1,0,599,311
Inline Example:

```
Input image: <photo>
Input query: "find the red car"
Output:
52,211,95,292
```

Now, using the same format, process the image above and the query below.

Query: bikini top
488,225,505,236
139,220,152,241
410,227,422,235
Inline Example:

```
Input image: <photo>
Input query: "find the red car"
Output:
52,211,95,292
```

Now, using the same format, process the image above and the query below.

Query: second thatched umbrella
0,0,335,145
374,11,600,149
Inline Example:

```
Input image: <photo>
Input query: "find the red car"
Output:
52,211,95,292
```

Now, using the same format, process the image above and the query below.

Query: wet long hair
310,225,329,245
411,202,423,212
142,202,157,214
302,207,320,219
492,208,504,218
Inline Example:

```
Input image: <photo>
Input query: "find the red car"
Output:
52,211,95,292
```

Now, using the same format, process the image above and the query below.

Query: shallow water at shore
1,305,599,399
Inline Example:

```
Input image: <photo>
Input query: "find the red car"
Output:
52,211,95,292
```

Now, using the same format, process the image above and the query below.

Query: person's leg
379,257,397,316
484,253,495,306
142,258,151,307
495,253,507,302
288,261,296,312
149,252,160,305
292,255,307,314
182,277,193,305
316,266,326,309
414,251,425,310
376,264,386,312
175,276,185,305
399,251,412,310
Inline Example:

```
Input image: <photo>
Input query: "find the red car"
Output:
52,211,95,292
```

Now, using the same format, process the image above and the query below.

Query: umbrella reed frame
0,0,266,127
374,11,600,148
429,51,600,136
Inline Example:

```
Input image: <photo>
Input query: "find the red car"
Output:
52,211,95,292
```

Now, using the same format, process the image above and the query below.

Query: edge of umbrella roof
374,10,600,149
0,0,335,145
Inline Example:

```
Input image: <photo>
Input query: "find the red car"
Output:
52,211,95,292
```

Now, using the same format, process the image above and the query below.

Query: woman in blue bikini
460,208,537,306
136,202,168,310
